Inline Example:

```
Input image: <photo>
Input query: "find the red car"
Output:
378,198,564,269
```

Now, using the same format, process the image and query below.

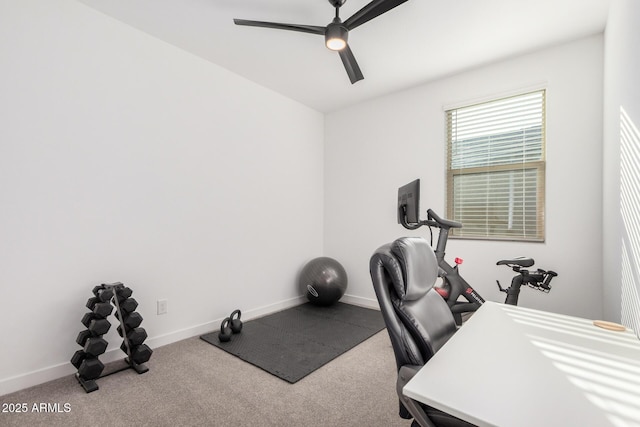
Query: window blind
446,90,546,241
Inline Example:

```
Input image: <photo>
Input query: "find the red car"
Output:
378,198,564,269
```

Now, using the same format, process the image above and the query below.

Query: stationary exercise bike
397,179,557,324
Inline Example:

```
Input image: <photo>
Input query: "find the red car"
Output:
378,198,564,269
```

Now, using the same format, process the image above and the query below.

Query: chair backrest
370,237,457,371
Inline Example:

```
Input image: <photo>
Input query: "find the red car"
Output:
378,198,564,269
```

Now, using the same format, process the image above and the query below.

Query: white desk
403,301,640,427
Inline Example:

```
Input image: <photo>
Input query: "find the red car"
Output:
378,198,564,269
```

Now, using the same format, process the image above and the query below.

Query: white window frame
445,90,546,242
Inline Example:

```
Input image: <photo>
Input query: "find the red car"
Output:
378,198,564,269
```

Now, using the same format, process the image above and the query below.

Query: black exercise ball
299,257,348,306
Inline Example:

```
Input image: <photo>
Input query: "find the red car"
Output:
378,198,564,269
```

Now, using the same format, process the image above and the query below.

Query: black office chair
370,237,476,427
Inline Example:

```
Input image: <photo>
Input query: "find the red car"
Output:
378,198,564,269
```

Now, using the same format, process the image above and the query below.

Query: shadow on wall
620,106,640,338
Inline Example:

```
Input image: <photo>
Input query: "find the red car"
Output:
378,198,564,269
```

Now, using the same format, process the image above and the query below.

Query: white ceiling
79,0,612,112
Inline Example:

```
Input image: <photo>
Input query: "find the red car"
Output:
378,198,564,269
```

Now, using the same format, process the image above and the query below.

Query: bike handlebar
525,269,557,291
496,267,558,305
427,209,463,229
540,270,558,290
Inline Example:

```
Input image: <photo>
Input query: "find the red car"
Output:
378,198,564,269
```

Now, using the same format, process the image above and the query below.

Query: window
446,90,546,241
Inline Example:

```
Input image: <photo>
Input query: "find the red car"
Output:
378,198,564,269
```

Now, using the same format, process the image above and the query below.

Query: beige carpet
0,330,410,427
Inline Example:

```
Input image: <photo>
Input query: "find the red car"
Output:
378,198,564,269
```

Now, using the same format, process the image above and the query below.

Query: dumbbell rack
71,282,153,393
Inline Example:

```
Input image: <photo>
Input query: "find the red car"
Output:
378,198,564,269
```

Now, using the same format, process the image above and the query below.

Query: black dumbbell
70,350,87,369
118,298,138,314
86,301,113,319
115,286,133,302
89,318,111,336
99,289,114,302
130,344,153,365
76,331,107,355
119,341,153,364
91,285,114,301
76,330,91,346
81,314,111,336
125,327,148,346
86,296,100,310
123,311,143,328
86,295,114,310
116,313,143,336
82,336,107,356
77,357,104,380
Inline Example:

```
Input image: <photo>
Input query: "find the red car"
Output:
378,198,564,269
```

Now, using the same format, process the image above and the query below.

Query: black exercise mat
200,302,386,383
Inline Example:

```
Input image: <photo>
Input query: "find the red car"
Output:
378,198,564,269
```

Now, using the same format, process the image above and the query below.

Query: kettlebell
218,317,232,342
229,309,243,334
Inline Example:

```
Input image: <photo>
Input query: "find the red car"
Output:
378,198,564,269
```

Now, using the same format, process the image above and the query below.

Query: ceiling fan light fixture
326,37,347,51
325,21,348,51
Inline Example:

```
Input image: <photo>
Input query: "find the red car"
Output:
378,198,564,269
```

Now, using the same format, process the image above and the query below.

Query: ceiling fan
234,0,409,84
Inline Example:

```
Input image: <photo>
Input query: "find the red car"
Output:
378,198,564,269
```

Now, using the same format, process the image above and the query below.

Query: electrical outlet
157,299,168,315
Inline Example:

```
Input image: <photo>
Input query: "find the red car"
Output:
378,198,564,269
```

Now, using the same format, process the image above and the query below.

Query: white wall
603,0,640,333
325,35,604,319
0,1,324,395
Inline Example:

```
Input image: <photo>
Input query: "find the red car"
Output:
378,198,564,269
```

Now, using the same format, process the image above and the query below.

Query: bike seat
496,257,535,268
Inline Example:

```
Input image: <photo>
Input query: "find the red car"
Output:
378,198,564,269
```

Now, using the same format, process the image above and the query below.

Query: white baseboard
0,295,307,397
0,363,77,398
340,293,380,310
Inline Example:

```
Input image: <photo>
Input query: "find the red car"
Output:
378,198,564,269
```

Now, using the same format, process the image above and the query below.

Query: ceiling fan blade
343,0,409,31
339,44,364,84
234,19,325,36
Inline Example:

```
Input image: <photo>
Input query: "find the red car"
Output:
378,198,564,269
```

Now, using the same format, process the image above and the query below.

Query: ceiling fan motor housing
325,19,349,50
328,0,347,7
